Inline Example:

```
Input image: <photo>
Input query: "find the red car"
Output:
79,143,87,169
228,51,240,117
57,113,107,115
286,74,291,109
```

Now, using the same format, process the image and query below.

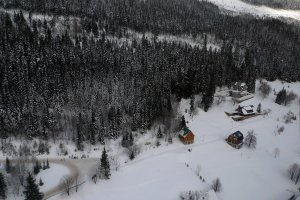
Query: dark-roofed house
226,131,244,149
179,127,195,145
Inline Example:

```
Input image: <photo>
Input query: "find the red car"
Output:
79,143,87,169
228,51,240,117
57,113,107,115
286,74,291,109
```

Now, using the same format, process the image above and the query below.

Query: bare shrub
283,111,296,124
258,81,271,99
60,175,74,196
110,155,121,171
244,130,257,149
211,178,222,192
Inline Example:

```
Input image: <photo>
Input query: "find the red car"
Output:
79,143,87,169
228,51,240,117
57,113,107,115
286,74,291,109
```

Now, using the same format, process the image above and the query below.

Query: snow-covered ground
36,164,71,192
206,0,300,22
44,80,300,200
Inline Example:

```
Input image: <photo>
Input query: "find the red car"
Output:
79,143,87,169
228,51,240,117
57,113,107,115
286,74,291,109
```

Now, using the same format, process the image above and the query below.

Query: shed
179,127,194,145
226,131,244,149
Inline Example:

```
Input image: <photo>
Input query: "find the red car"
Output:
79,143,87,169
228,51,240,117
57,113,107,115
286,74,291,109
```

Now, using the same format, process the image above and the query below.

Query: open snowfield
205,0,300,22
45,80,300,200
36,164,71,193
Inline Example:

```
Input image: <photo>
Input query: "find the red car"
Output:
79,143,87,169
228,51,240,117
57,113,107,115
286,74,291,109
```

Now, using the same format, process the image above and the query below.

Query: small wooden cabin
226,131,244,149
179,127,194,145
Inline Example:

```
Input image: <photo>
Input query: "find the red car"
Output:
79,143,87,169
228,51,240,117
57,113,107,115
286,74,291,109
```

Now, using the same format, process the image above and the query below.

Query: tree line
0,0,299,146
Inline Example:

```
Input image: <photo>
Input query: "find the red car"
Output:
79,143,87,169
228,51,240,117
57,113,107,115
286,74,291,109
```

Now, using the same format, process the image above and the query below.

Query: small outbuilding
179,127,194,145
226,131,244,149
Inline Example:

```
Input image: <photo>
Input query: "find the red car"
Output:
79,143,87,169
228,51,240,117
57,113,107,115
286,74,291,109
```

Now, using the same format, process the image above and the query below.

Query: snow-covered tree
244,130,257,149
211,178,222,192
23,173,43,200
99,148,111,179
258,81,271,99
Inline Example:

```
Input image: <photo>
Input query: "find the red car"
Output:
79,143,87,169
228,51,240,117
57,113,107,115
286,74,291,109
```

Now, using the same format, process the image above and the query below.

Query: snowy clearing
36,164,71,193
206,0,300,22
46,80,300,200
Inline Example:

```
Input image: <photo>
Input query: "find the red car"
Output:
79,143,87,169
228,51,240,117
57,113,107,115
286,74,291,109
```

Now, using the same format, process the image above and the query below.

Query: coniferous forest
0,0,300,145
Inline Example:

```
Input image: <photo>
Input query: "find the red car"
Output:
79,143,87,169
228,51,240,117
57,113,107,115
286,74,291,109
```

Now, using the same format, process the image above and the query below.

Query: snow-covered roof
243,105,254,111
179,127,193,137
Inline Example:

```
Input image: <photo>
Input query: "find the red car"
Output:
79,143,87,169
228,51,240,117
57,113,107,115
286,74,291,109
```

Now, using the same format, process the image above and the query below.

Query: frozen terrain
206,0,300,22
36,164,71,192
43,80,300,200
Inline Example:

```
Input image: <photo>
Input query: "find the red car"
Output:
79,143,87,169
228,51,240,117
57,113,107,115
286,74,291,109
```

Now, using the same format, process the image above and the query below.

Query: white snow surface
36,164,71,192
46,80,300,200
206,0,300,22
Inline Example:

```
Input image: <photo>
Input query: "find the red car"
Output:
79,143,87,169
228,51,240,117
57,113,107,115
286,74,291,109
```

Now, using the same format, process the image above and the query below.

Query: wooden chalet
226,131,244,149
236,105,255,116
179,127,194,145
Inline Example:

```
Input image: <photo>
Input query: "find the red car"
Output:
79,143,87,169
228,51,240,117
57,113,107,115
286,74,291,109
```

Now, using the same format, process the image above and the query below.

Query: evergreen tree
46,159,50,169
23,173,43,200
129,151,135,160
33,160,40,175
76,113,84,151
190,95,195,116
156,127,163,138
5,158,10,174
100,148,111,179
256,103,261,113
202,74,216,112
0,172,7,200
275,88,287,105
181,116,186,129
39,178,44,186
89,112,98,145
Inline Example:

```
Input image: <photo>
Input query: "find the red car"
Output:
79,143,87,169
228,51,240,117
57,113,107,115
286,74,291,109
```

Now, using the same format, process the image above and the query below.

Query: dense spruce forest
0,0,300,147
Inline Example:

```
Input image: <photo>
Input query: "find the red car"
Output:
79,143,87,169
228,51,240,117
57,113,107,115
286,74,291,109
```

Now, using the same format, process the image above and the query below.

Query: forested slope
0,0,299,146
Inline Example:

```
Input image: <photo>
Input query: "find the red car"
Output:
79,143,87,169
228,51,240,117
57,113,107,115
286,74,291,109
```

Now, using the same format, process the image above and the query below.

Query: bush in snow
244,130,257,149
276,125,285,135
211,178,222,192
258,81,271,99
283,111,296,124
179,190,207,200
273,148,280,158
275,88,287,105
127,144,141,160
276,89,298,106
285,91,298,105
288,163,300,184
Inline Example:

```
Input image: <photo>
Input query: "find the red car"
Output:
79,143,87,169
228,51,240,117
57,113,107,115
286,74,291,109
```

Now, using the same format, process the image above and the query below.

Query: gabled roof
179,127,194,137
232,131,244,140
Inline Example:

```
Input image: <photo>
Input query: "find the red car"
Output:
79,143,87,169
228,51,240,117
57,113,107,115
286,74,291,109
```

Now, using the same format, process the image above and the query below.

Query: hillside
16,80,298,200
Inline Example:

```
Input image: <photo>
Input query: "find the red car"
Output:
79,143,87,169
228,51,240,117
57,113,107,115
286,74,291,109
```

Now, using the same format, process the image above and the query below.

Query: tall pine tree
0,172,7,200
100,148,111,179
23,173,43,200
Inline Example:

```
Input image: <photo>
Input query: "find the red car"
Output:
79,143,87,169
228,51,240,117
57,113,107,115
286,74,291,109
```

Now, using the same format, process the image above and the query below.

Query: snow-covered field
45,80,300,200
206,0,300,22
36,164,71,192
